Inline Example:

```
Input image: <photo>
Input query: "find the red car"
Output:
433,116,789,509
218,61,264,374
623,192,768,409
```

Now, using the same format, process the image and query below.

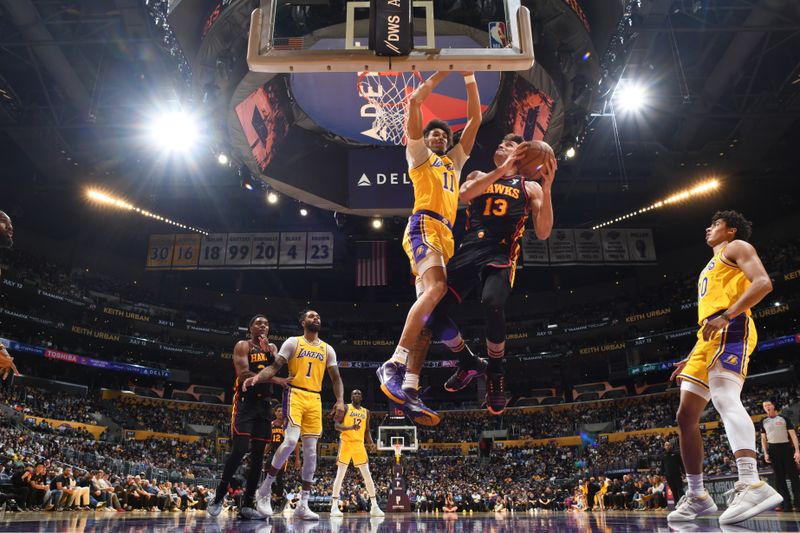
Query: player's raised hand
460,71,475,77
257,334,268,352
670,359,688,382
539,156,557,189
500,143,527,175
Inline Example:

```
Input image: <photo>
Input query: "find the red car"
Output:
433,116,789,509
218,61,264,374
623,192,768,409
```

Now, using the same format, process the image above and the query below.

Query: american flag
272,37,304,50
356,241,387,287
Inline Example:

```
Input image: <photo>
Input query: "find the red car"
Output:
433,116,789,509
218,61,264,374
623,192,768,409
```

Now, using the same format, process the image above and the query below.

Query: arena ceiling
0,0,798,241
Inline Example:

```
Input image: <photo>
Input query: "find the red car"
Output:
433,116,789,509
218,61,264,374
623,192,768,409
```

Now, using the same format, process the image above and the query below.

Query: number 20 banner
146,232,333,271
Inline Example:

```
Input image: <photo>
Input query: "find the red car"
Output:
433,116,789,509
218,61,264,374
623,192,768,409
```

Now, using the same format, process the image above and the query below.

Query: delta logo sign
290,36,500,145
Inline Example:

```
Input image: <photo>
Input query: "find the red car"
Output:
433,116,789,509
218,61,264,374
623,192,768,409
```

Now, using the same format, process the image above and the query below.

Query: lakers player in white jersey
377,70,482,425
668,211,781,525
243,309,346,520
329,389,384,517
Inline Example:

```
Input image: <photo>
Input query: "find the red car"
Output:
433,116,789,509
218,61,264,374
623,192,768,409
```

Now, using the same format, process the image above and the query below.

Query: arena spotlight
565,147,576,159
372,217,383,229
593,179,720,229
614,80,648,113
217,153,229,165
86,189,208,235
148,110,199,152
300,208,309,217
266,191,279,204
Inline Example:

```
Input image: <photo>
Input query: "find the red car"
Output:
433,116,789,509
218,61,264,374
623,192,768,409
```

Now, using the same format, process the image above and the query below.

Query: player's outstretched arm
701,240,772,340
459,143,527,202
458,71,482,156
528,156,557,240
406,71,449,140
243,356,286,391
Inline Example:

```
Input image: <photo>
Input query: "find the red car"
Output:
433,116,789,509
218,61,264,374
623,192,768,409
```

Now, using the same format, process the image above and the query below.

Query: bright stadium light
267,191,278,204
615,80,648,113
372,217,383,229
148,110,199,152
86,188,208,235
565,147,576,159
217,153,229,165
593,179,720,229
300,208,308,217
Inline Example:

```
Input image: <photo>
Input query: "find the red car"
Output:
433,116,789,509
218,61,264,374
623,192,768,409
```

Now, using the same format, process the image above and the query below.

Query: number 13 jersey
461,175,529,261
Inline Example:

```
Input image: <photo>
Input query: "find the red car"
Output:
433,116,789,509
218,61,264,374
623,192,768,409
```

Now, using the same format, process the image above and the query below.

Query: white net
357,71,423,145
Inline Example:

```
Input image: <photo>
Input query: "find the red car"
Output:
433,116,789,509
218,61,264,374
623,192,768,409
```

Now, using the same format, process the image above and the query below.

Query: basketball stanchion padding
369,0,413,56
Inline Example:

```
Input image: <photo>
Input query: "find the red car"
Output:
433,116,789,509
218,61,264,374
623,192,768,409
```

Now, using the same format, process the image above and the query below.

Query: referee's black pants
769,443,800,510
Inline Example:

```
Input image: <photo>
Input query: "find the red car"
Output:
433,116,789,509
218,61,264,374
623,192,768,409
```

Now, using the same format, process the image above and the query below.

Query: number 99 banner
145,232,333,270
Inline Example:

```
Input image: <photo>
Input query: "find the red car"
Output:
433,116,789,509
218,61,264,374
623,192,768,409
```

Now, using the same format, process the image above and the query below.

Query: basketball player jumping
330,389,384,517
377,70,482,425
208,315,288,520
668,211,782,524
244,309,346,520
428,134,556,415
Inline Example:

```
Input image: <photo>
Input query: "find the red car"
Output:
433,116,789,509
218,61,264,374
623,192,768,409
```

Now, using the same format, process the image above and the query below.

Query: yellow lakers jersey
287,336,329,392
409,152,460,226
340,404,367,444
697,244,751,324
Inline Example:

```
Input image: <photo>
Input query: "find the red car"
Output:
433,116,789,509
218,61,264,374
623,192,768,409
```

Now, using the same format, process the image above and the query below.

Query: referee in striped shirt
761,400,800,511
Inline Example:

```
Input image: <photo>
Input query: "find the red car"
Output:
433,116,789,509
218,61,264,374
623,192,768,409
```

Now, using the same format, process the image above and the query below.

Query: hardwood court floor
1,509,799,532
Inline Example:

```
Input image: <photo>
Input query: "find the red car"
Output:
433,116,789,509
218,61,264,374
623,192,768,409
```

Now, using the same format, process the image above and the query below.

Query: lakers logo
416,245,427,257
724,354,739,366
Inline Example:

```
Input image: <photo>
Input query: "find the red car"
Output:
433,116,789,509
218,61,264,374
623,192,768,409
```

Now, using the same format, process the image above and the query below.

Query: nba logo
489,22,508,48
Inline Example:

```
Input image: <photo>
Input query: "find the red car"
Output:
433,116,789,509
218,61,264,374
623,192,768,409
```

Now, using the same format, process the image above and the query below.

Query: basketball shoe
239,505,266,520
400,387,440,426
444,357,487,392
255,495,273,517
369,502,385,517
206,498,223,517
377,361,407,404
667,491,718,521
486,371,508,415
330,503,343,517
718,480,783,525
294,502,319,520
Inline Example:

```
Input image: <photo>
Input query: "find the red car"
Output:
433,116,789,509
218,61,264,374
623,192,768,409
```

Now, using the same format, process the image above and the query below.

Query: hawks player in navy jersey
425,134,556,415
208,315,288,520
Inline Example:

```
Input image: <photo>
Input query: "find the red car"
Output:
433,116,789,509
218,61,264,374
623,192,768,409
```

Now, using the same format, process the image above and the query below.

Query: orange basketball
516,140,554,179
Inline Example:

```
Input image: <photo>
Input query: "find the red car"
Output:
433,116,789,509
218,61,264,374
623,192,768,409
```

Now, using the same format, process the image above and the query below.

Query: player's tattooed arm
242,355,287,391
326,363,347,422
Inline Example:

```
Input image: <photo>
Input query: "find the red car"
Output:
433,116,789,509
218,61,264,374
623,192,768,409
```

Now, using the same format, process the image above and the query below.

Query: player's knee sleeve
271,425,300,469
332,463,347,499
301,437,318,483
709,367,754,453
357,464,377,497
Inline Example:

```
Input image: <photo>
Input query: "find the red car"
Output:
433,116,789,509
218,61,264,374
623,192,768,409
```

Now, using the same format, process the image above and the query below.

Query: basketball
516,140,555,179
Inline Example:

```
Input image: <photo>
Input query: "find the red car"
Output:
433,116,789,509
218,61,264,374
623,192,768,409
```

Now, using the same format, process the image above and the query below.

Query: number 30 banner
146,232,333,270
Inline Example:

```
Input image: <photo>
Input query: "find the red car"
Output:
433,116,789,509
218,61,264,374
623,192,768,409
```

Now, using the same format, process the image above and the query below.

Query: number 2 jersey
451,175,530,283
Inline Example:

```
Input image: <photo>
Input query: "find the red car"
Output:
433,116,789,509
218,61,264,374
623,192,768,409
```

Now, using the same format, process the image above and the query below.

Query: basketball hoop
393,443,403,464
357,71,423,145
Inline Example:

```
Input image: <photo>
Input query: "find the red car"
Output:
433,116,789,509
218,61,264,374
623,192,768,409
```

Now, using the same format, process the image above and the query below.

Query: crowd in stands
112,397,228,434
0,385,101,425
2,236,797,369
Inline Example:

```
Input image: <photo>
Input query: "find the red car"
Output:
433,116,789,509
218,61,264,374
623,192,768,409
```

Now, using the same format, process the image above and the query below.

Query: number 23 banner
146,232,333,270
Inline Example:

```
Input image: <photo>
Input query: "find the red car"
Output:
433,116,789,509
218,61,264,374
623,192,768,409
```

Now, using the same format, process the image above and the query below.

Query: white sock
300,490,310,504
331,496,338,508
687,473,704,496
736,457,759,484
390,346,409,365
371,497,378,507
402,372,419,391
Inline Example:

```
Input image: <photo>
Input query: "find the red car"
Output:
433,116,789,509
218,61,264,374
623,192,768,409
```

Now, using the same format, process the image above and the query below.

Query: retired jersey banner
522,228,657,266
146,232,333,271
